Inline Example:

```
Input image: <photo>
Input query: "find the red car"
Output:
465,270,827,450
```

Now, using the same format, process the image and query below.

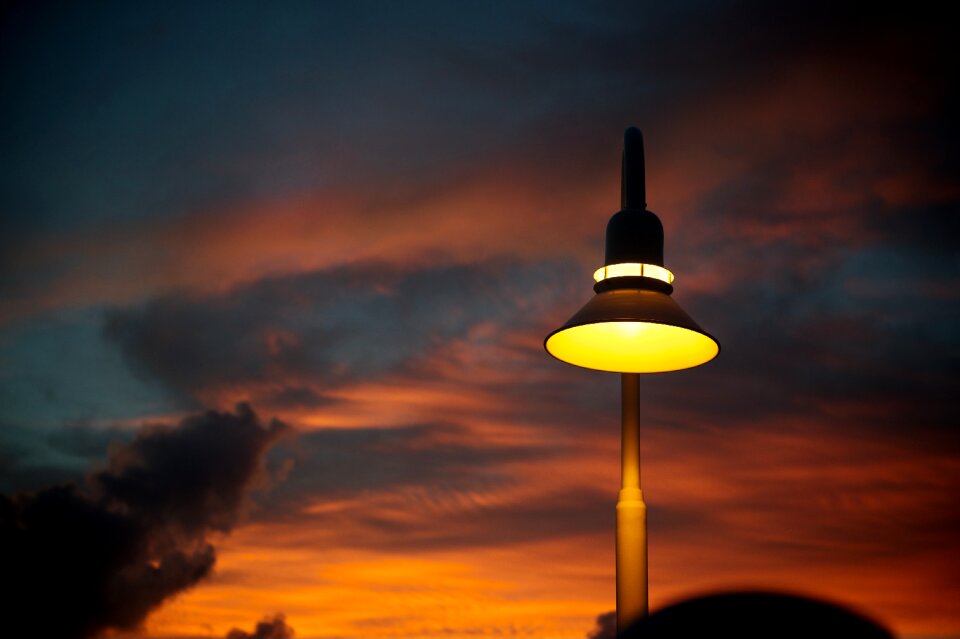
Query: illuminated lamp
544,128,719,632
546,128,718,372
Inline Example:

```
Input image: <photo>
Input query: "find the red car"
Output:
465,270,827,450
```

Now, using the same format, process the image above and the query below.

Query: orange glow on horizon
124,386,960,639
143,533,614,639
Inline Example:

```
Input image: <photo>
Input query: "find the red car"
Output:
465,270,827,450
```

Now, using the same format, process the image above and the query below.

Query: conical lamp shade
545,288,719,373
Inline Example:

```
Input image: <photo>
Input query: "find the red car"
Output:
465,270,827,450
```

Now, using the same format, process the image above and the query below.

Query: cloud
0,404,286,639
226,613,294,639
103,258,576,405
6,15,955,336
250,419,609,551
585,610,615,639
262,422,537,506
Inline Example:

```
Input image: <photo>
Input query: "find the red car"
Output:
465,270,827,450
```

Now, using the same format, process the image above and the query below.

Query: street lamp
545,128,719,633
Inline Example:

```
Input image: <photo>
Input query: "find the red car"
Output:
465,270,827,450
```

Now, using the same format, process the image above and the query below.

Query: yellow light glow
545,321,718,373
592,263,675,284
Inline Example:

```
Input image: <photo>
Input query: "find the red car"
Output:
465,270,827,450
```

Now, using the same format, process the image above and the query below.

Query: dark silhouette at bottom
618,591,894,638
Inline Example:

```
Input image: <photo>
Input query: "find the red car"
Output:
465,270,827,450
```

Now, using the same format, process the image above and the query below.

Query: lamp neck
605,127,664,267
621,127,646,210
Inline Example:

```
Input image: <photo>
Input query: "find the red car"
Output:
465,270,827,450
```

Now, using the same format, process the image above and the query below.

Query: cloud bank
0,405,285,639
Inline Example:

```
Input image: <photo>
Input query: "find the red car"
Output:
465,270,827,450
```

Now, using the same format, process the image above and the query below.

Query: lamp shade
544,127,719,373
545,288,719,373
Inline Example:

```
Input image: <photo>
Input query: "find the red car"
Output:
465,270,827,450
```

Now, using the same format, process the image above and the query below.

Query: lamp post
544,128,719,633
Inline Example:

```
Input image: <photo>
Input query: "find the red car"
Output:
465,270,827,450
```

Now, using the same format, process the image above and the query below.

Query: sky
1,1,958,638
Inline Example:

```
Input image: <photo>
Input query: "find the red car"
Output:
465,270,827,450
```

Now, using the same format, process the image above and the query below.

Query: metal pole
617,372,647,632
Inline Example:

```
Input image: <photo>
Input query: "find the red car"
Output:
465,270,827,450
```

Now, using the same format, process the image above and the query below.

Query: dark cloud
437,0,956,167
657,262,960,441
347,485,612,552
0,405,286,639
104,259,574,401
226,613,294,639
264,422,546,506
261,385,335,410
585,610,615,639
248,420,612,551
258,421,599,548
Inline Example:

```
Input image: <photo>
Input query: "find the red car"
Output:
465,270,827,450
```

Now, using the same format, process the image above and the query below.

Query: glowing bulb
593,263,675,284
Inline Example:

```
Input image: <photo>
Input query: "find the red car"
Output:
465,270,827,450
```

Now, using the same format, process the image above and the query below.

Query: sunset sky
1,2,958,638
